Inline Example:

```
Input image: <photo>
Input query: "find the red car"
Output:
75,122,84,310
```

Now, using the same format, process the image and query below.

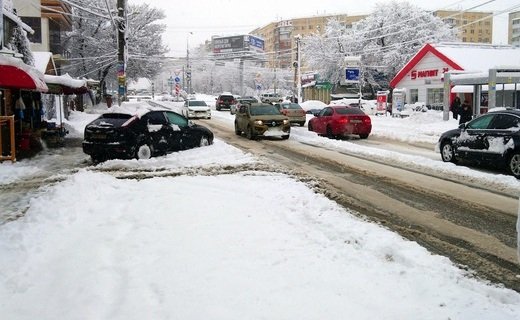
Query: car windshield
189,101,207,106
250,105,282,116
335,107,365,115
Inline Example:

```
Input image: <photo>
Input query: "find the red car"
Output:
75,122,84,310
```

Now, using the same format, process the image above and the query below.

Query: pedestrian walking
459,100,472,125
450,96,461,120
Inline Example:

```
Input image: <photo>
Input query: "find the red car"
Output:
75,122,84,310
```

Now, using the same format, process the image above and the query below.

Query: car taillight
363,117,371,124
338,116,349,124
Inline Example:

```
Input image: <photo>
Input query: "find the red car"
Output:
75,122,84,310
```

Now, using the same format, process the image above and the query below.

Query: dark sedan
308,105,372,139
437,109,520,178
83,110,214,162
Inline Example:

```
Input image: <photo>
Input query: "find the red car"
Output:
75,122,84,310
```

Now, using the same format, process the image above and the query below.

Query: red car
308,105,372,139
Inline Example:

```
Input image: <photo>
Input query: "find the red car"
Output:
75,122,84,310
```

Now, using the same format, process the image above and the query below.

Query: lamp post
186,32,193,94
294,34,302,103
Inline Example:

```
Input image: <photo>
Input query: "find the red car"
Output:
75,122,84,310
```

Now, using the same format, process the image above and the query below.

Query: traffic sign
174,76,180,83
345,68,360,83
167,76,174,85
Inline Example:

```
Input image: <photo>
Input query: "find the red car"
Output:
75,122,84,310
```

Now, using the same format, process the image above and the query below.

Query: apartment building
13,0,72,74
434,10,493,43
250,14,366,69
509,11,520,47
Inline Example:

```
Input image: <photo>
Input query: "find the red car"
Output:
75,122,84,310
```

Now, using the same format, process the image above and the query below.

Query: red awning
0,55,48,92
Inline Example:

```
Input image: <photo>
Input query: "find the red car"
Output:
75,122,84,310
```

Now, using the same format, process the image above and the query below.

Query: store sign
410,67,449,80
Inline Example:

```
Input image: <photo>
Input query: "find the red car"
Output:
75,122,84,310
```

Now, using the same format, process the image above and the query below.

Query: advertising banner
213,36,246,54
376,91,388,115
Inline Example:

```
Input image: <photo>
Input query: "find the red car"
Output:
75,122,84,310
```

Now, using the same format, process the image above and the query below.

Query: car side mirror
458,123,466,129
313,112,320,117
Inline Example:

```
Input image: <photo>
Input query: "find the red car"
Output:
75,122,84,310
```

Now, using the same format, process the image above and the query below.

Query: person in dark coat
450,96,461,120
459,100,472,125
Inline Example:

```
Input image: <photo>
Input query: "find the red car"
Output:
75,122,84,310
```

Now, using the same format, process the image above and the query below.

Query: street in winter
2,0,520,319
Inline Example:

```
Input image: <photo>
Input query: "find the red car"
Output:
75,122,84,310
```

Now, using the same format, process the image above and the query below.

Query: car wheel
91,154,105,163
246,125,255,140
507,151,520,178
299,121,305,127
234,122,241,135
282,135,289,140
359,133,369,139
199,135,210,147
440,140,457,163
216,106,221,111
136,143,152,160
308,122,313,131
326,125,335,139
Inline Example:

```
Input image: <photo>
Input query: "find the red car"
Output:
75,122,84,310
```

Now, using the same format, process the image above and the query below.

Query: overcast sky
130,0,519,56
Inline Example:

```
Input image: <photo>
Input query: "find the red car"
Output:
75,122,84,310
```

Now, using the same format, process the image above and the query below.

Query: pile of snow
300,100,328,111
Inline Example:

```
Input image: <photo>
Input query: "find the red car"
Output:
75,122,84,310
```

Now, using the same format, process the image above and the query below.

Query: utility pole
295,35,302,103
116,0,127,106
186,33,192,94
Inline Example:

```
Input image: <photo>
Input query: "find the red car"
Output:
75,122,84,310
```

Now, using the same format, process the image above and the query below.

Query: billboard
213,35,265,54
213,36,246,54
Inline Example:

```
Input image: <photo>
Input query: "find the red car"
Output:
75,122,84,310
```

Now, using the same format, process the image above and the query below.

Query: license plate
350,119,362,123
92,133,106,139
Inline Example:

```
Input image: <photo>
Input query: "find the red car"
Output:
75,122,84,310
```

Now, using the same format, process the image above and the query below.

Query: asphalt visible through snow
197,115,520,293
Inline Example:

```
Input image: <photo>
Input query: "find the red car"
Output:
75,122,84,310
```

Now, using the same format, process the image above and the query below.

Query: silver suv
260,93,283,104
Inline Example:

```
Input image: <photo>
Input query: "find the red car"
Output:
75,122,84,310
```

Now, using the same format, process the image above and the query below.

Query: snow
1,99,520,319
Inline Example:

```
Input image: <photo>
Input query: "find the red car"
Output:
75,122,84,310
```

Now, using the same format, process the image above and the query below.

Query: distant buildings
249,10,494,71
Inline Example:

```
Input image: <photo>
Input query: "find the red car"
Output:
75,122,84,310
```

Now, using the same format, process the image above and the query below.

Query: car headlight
254,120,263,125
283,119,289,125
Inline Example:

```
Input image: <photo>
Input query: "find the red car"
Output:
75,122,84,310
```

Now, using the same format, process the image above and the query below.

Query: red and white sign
410,67,449,80
376,91,388,114
175,83,180,94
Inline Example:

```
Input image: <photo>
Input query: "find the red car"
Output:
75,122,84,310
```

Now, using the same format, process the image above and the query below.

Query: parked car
231,97,258,115
308,105,372,139
82,110,214,162
274,102,306,126
216,93,237,111
234,103,290,140
260,93,283,104
182,99,211,119
436,108,520,178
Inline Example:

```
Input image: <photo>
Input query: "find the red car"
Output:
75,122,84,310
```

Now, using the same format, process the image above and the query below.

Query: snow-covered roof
32,52,56,75
390,42,520,88
44,73,87,89
433,42,520,72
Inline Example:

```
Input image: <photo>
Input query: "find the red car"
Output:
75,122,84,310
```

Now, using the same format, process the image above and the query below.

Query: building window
427,88,444,107
410,89,419,103
470,29,474,34
308,25,313,29
20,17,42,43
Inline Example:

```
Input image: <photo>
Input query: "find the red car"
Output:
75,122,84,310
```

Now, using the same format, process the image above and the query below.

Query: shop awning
44,74,88,95
0,54,48,92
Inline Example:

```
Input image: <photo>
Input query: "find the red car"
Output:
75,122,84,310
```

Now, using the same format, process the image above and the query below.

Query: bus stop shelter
443,67,520,121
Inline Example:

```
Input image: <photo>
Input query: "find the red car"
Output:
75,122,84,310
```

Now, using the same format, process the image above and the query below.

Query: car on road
182,99,211,119
274,102,306,126
234,103,290,140
308,105,372,139
231,97,258,115
83,109,214,162
260,93,283,104
436,108,520,178
216,93,237,111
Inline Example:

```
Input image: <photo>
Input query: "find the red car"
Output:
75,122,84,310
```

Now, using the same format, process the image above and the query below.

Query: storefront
389,43,520,114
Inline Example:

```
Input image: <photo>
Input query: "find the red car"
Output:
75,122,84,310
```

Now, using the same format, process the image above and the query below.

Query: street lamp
186,32,193,94
294,34,302,103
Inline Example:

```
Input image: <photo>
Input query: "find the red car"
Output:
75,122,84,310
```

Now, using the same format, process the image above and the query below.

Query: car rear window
189,101,207,106
220,95,234,101
281,103,302,110
336,107,365,115
92,113,132,127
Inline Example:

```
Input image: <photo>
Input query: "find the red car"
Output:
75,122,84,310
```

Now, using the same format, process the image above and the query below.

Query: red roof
389,43,464,88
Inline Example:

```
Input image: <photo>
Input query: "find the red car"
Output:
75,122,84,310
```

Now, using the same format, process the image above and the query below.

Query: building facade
12,0,72,74
509,11,520,47
433,10,493,44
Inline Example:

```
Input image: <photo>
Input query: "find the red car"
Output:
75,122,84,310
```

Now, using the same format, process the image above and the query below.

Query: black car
437,109,520,178
216,93,236,111
83,110,214,162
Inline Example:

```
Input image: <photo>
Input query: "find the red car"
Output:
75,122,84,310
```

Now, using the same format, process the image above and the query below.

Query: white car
182,100,211,119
